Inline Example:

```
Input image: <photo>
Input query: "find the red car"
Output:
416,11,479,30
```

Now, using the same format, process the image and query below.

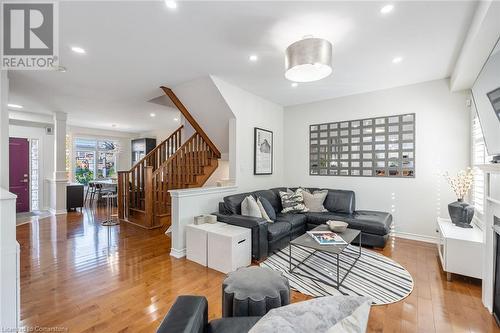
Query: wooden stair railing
151,132,219,221
161,86,221,159
117,87,221,229
117,126,183,224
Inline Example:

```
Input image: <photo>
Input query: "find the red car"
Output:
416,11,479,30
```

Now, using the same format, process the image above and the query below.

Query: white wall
213,77,285,192
472,43,500,156
284,79,470,241
204,159,230,187
9,125,54,210
173,76,235,156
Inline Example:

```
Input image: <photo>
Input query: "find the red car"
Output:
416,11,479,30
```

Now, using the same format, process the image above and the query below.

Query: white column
49,111,68,214
0,71,9,189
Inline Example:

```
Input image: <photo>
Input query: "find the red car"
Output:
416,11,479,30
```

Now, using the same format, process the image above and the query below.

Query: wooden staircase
117,87,221,229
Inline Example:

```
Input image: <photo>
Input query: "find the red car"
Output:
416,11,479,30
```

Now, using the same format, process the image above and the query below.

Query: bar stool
85,182,95,205
101,191,119,226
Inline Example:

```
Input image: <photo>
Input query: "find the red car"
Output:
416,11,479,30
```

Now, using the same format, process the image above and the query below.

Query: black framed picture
254,127,273,175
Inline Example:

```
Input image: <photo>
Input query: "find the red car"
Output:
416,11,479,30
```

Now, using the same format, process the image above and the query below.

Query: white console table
437,217,483,281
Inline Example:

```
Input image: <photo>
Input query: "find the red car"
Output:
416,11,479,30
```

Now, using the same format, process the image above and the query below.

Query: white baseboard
48,208,67,215
393,231,438,244
170,248,186,258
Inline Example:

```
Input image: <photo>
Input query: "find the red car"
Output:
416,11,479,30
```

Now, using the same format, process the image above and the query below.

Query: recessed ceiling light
173,117,179,122
8,103,23,109
249,54,258,62
291,82,298,88
380,4,394,14
150,113,156,117
392,56,403,64
71,46,86,54
165,1,177,9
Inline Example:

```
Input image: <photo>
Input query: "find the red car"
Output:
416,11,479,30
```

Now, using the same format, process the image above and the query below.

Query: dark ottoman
222,266,290,317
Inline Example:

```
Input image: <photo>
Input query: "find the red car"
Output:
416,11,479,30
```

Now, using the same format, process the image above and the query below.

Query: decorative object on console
326,220,348,233
194,215,206,225
205,214,217,224
310,113,415,177
194,214,218,225
444,168,475,228
279,188,309,213
254,128,273,175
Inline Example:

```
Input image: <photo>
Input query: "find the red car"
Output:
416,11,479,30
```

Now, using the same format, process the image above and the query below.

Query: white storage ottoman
186,222,226,266
207,224,251,274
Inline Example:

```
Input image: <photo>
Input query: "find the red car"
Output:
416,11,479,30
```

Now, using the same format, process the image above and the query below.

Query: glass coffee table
288,224,362,290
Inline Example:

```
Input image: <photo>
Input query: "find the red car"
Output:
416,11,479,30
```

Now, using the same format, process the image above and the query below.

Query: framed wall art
254,127,273,175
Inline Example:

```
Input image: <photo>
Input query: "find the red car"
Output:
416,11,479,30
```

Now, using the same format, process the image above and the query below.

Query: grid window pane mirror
310,113,415,178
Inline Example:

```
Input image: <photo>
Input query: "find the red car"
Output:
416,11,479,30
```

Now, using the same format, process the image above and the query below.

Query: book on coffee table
306,230,347,246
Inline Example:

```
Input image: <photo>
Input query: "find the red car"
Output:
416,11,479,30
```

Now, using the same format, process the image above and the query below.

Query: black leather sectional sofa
215,187,393,261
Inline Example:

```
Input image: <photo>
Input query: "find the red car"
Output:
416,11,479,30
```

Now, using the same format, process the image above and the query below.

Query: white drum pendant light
285,37,333,82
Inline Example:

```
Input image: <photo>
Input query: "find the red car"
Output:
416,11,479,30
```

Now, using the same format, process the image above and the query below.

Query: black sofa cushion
305,210,392,236
323,190,356,214
224,192,251,215
253,190,282,214
275,213,307,229
208,317,260,333
267,222,291,241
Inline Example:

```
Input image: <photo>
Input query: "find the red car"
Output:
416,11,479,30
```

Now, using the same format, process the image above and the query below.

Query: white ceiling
9,1,477,133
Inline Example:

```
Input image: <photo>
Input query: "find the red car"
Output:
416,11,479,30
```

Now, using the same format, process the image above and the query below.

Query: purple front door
9,137,30,213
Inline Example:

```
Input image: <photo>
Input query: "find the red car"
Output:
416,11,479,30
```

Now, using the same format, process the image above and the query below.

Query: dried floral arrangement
444,168,474,201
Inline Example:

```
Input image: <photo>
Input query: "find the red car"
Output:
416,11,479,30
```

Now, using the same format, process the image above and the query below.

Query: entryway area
9,136,51,225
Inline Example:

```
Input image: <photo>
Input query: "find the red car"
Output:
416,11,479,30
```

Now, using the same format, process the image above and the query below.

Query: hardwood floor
17,208,499,333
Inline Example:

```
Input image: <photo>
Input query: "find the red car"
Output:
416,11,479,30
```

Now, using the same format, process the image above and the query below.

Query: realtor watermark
1,1,59,70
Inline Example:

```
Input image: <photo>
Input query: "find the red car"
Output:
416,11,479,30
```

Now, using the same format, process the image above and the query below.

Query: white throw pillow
241,195,262,218
302,190,328,212
257,198,272,222
249,296,372,333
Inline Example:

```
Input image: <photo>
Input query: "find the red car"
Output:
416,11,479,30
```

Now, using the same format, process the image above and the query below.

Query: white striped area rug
260,245,413,305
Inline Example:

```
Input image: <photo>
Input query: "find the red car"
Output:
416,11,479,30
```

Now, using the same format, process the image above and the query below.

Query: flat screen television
472,38,500,159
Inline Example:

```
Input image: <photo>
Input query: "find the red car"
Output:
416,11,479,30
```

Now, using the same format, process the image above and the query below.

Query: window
30,139,39,210
472,113,491,217
74,138,118,185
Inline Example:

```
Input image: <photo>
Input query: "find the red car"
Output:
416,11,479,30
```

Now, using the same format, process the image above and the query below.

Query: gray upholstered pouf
222,266,290,317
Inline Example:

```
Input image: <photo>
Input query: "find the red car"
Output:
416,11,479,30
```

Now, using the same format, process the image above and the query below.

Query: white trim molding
169,185,238,198
393,231,438,244
170,248,186,259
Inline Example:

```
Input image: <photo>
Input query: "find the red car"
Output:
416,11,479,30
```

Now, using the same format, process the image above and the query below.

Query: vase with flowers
444,168,475,228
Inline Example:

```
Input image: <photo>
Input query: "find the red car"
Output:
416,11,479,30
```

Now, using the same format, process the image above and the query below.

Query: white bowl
326,220,348,233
